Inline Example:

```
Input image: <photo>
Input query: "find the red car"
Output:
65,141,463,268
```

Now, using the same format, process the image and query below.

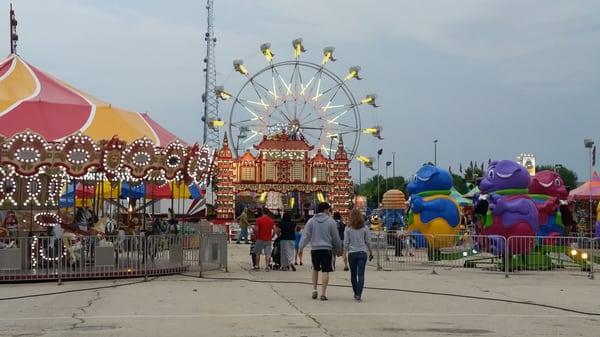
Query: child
249,233,257,270
294,225,303,266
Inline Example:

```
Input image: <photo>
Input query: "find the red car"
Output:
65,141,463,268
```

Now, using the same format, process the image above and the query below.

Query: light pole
434,139,438,166
385,163,389,192
584,139,594,235
392,152,396,189
377,149,383,208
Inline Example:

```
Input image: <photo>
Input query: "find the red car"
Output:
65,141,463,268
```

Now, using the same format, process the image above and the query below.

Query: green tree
463,163,484,183
535,165,579,190
452,174,468,194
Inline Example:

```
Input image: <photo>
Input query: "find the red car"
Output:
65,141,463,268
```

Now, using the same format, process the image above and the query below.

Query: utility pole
202,0,220,148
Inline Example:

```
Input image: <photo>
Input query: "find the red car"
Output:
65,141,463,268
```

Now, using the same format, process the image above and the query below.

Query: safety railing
370,231,597,279
0,232,227,283
506,236,595,278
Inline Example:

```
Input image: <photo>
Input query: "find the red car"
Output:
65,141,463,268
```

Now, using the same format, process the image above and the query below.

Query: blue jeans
237,227,249,243
348,251,367,297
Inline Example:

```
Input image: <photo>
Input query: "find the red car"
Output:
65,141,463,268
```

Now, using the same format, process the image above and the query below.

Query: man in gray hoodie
298,202,342,301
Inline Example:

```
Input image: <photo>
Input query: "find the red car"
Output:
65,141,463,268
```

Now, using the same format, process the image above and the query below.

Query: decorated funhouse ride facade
214,133,353,221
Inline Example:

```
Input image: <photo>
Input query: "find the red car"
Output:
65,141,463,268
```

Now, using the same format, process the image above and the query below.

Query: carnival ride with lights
0,52,215,243
212,39,382,220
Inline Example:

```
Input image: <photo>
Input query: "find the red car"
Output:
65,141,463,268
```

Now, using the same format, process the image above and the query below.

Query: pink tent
569,172,600,201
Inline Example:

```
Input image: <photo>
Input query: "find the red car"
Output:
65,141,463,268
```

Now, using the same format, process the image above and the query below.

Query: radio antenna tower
202,0,220,147
9,3,18,54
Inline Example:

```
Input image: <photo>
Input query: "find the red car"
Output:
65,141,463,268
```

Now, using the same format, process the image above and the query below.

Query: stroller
270,237,281,270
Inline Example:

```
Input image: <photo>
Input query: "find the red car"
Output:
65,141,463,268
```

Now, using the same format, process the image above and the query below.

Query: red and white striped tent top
0,54,181,145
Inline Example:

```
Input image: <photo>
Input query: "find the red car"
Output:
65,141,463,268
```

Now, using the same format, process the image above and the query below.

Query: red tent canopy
569,172,600,201
145,183,173,199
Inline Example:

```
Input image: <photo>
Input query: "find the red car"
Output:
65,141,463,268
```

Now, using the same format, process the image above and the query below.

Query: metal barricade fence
369,231,435,271
0,232,228,283
506,236,594,278
431,234,506,274
370,232,598,278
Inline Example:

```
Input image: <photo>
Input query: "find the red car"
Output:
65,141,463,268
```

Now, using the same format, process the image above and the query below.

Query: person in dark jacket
277,211,297,271
333,212,349,271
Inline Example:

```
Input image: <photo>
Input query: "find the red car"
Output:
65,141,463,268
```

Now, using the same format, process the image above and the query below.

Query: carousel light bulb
322,47,336,64
361,94,378,107
215,86,232,100
570,249,578,256
233,60,249,75
292,38,306,58
260,42,274,62
581,252,588,260
345,66,362,80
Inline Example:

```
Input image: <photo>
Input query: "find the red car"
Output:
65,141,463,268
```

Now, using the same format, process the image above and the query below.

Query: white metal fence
370,231,598,279
0,233,227,282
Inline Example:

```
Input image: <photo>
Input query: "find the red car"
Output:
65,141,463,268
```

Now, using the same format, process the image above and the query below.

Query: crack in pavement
237,263,334,336
268,284,334,337
70,289,101,330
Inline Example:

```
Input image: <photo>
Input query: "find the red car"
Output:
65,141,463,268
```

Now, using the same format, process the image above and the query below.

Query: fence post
430,234,437,275
589,238,595,280
222,234,228,272
504,237,509,278
197,233,203,278
144,235,148,281
376,232,382,271
57,237,63,285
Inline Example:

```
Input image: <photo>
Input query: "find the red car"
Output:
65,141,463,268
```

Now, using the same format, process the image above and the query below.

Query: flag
386,161,392,167
377,149,383,156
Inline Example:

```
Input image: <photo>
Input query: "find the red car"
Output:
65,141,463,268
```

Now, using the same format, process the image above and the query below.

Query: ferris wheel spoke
331,121,360,131
248,79,278,107
236,100,270,124
230,121,266,129
315,86,345,113
301,107,350,126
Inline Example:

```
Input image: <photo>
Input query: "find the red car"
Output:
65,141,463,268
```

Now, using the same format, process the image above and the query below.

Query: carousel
213,39,380,220
0,43,215,239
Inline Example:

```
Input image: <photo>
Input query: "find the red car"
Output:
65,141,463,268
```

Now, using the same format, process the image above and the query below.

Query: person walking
253,209,275,271
344,208,373,301
333,212,349,271
236,207,250,244
298,202,342,301
277,211,296,271
294,225,303,266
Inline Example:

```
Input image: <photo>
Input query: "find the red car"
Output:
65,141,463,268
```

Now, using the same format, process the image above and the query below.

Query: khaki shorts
254,240,272,256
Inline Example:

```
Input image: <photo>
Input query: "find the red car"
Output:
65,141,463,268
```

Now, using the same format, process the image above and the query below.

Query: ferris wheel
215,38,380,159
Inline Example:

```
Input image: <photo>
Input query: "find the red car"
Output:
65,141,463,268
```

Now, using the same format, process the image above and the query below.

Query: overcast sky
6,0,600,181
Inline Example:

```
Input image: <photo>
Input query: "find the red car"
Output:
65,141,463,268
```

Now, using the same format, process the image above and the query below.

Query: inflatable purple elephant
477,160,539,255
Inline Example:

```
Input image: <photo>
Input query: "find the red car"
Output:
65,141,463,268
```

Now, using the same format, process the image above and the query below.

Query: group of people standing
240,202,373,302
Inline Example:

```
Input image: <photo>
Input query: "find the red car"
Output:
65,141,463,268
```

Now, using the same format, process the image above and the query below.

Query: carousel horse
53,216,117,266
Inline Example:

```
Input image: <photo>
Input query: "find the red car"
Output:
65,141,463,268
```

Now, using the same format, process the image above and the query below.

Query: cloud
5,0,600,179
